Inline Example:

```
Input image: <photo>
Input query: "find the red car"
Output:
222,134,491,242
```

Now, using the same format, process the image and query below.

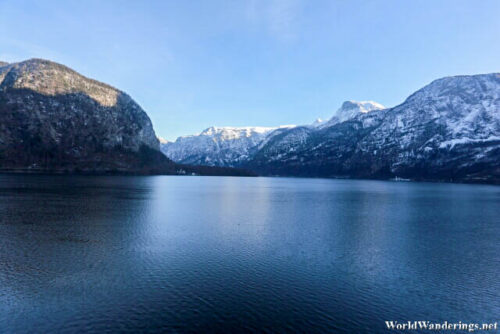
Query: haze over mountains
162,74,500,183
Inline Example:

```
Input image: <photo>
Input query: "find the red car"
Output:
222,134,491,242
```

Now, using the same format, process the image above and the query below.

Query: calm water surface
0,175,498,333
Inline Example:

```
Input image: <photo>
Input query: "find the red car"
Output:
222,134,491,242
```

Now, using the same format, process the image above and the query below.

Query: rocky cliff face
0,59,173,173
248,73,500,183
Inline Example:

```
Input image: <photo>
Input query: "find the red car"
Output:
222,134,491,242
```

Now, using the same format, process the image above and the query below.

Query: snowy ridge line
160,100,386,166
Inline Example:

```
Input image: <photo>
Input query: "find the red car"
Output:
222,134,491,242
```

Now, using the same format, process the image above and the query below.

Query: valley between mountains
0,59,498,183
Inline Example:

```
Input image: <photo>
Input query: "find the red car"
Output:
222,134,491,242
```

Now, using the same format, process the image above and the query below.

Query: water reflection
0,175,498,333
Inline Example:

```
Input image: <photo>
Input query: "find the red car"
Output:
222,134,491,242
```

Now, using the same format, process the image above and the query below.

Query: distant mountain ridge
160,101,384,167
162,73,500,183
161,125,295,167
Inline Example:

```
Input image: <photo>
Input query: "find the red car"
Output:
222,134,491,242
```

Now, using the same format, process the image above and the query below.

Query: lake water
0,175,498,333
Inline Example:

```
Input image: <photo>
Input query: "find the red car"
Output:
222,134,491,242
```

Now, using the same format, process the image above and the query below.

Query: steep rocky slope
248,74,500,183
0,58,174,173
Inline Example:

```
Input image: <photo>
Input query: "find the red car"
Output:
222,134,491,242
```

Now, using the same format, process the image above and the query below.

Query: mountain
0,58,173,173
163,73,499,183
318,100,385,128
161,100,384,167
161,125,295,167
0,59,253,176
249,101,386,164
310,118,325,127
248,73,500,183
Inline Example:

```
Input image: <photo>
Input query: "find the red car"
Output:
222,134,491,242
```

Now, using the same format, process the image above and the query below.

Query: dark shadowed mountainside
0,59,253,176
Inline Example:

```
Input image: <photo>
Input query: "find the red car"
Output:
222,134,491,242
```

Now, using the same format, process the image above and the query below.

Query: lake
0,175,498,333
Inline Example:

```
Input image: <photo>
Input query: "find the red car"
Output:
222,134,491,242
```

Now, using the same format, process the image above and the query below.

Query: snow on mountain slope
248,73,500,183
252,100,385,162
160,126,295,166
319,100,385,128
160,100,381,167
158,136,169,145
160,73,499,182
310,118,325,127
356,74,500,157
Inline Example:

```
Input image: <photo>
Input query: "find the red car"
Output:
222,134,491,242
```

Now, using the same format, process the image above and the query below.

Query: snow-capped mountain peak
319,100,385,128
157,136,169,144
160,125,295,167
199,126,279,139
160,100,385,166
248,73,500,183
159,73,500,183
310,118,325,127
339,100,385,115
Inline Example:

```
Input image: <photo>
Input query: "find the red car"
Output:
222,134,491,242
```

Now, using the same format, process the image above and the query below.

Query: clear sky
1,0,499,140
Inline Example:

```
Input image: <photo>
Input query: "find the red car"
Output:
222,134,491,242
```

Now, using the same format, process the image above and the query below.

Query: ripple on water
0,175,498,333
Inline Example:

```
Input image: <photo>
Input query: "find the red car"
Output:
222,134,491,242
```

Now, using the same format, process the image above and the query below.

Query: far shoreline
0,169,498,186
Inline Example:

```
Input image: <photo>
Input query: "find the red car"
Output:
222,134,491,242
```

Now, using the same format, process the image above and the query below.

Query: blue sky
1,0,499,140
